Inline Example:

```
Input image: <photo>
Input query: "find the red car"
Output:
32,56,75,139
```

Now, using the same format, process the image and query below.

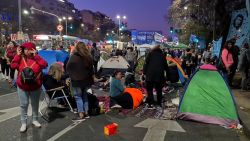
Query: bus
33,35,90,50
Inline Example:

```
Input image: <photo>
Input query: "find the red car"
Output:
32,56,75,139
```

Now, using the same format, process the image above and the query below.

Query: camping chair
39,85,74,121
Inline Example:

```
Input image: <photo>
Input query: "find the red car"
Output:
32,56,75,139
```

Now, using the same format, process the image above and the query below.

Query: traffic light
170,27,174,33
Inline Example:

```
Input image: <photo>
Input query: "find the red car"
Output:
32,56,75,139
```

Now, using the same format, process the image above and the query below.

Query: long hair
48,63,64,82
223,41,233,53
74,42,92,67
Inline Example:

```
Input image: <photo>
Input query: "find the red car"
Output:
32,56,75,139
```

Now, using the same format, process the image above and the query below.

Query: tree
168,0,246,44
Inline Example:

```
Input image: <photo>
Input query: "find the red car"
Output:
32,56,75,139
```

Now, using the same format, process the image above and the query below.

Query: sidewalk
233,89,250,139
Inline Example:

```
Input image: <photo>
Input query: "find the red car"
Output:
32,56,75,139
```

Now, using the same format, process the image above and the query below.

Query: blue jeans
72,87,89,113
17,87,41,124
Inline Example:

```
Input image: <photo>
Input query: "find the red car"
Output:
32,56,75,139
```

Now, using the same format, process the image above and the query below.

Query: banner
247,0,250,16
227,8,250,48
247,0,250,44
212,37,223,57
131,30,163,45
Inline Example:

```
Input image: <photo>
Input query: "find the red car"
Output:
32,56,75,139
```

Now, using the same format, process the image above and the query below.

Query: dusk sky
69,0,171,35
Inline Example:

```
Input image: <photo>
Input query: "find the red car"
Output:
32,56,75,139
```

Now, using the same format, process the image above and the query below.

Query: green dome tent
177,64,239,127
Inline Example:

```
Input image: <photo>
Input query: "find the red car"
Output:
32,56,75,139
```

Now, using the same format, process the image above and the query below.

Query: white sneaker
20,124,27,133
111,104,122,109
32,121,41,128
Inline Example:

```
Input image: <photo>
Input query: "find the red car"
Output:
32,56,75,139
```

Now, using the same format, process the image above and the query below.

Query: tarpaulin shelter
177,64,239,127
99,56,129,76
38,50,69,74
166,57,187,84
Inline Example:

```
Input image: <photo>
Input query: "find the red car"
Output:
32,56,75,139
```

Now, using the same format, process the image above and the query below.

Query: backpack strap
36,72,42,80
22,57,41,80
22,57,36,68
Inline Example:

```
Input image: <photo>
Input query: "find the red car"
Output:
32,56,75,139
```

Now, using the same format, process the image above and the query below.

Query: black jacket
66,52,94,88
143,48,168,83
43,75,69,98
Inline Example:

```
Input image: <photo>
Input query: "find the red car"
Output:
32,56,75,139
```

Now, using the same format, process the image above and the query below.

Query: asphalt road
0,80,249,141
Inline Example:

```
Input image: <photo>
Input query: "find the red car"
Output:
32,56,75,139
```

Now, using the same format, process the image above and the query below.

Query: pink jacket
221,48,234,69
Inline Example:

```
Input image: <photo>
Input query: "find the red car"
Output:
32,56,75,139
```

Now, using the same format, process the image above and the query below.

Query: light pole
30,6,62,35
116,15,127,41
62,16,72,35
18,0,22,32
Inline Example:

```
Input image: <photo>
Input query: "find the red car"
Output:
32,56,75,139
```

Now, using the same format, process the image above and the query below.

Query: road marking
0,92,17,98
0,106,20,123
0,102,47,123
47,122,81,141
134,118,186,141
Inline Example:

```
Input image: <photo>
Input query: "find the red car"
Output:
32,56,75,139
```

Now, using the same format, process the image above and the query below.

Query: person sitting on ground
109,70,143,109
124,66,136,87
43,63,76,109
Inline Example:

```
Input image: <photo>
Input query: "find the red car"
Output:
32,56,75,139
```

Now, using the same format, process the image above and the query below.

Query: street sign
57,25,63,32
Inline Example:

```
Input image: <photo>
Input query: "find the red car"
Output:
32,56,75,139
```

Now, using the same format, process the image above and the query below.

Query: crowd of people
0,38,249,133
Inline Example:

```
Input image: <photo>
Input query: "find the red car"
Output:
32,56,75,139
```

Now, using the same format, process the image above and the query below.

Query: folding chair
39,85,74,121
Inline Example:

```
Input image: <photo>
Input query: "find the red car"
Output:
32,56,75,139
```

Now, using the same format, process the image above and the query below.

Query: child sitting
109,70,143,109
124,67,136,87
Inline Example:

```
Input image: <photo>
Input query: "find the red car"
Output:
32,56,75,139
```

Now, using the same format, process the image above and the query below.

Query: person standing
143,45,168,108
11,42,48,133
230,44,240,87
221,41,234,84
6,41,18,83
125,48,136,70
91,43,100,75
238,43,250,91
182,49,192,77
67,42,94,121
0,44,7,79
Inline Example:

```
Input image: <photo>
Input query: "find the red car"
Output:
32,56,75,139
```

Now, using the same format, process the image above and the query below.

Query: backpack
92,48,100,62
88,93,100,116
21,58,41,84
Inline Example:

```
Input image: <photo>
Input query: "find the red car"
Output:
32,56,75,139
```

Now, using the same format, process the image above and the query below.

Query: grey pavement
233,90,250,140
0,80,249,141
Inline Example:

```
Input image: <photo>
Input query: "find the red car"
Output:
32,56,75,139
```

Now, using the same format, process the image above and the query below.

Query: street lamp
18,0,22,32
23,9,29,15
116,14,127,41
62,16,73,35
184,6,188,10
81,23,84,27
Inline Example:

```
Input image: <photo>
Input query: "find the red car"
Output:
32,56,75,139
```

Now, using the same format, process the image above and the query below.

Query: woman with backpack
11,42,48,133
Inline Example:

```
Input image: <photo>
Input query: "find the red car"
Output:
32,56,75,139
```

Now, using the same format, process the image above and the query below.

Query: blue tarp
38,50,69,74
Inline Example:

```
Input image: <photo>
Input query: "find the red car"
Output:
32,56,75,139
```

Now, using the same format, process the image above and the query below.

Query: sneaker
111,104,122,109
156,105,163,110
73,109,78,114
72,116,85,122
84,114,90,119
32,121,42,128
20,124,27,133
147,105,156,110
